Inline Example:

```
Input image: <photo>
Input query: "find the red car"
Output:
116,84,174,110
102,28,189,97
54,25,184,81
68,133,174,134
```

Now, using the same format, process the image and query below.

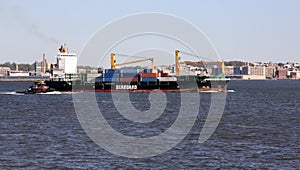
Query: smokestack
42,54,46,73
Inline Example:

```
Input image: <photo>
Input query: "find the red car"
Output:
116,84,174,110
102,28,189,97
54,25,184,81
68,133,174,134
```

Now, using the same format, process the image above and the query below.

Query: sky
0,0,300,66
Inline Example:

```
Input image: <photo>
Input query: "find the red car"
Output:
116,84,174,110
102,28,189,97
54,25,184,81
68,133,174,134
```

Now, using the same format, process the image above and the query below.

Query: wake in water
200,89,235,93
0,91,74,95
37,91,75,95
0,92,24,95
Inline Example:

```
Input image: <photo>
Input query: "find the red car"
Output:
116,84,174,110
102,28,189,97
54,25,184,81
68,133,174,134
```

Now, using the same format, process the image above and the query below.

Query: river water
0,80,299,169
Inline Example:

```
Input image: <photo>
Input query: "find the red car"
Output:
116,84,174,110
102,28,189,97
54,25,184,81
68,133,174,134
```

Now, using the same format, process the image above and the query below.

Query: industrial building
276,69,288,79
0,67,10,76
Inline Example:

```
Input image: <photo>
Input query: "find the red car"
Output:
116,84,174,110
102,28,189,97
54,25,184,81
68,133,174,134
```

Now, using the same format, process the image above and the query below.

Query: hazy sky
1,0,299,66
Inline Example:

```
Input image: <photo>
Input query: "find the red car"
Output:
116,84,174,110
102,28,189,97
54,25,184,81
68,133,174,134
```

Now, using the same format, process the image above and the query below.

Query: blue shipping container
142,69,152,73
120,68,140,74
102,77,119,82
105,69,120,74
105,69,115,74
95,76,103,82
140,77,157,82
102,73,120,78
120,73,139,78
103,73,120,78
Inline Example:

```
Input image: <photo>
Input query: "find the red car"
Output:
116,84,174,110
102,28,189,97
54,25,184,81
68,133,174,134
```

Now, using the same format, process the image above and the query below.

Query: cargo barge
43,45,229,92
45,71,221,92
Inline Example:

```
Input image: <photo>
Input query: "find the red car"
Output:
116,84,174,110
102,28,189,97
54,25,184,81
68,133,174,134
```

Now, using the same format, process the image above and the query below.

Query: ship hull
45,76,229,92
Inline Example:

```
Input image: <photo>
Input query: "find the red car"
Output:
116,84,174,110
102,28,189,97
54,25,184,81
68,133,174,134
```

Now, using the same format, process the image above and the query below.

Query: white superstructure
56,44,77,74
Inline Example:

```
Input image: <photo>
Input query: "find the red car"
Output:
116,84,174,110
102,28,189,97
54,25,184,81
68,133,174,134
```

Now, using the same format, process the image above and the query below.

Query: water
0,81,299,169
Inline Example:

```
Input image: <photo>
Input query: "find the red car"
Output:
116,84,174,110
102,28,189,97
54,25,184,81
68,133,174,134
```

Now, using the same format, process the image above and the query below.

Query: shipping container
103,77,119,82
105,69,120,74
142,69,152,73
120,77,139,82
140,77,157,82
95,76,103,82
158,76,177,82
103,73,120,78
102,73,120,78
140,73,158,78
176,75,196,81
120,68,140,74
120,73,139,78
161,73,169,77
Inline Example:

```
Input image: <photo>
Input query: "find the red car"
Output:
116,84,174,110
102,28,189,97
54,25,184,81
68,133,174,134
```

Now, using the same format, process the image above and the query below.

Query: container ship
43,45,229,92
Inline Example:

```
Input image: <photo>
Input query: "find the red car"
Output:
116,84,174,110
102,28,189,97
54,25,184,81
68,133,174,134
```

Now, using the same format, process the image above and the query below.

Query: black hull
45,80,72,91
45,76,227,92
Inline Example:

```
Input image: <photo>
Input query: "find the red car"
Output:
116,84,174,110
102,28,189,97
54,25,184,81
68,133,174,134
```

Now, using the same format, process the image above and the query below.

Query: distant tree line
0,62,35,71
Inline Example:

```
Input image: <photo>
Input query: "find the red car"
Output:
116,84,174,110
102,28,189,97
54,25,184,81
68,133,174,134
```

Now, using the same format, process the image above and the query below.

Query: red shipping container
140,73,158,78
120,77,138,82
161,73,169,77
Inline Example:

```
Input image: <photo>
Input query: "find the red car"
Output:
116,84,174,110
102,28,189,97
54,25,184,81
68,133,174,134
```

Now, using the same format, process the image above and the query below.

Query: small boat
17,81,55,94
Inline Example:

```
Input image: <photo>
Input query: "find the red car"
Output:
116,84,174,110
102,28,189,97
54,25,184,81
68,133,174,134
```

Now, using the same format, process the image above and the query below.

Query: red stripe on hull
72,88,229,93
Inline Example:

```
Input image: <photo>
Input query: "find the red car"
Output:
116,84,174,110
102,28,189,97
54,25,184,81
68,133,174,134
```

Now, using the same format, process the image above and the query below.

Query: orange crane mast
110,53,154,73
175,50,225,76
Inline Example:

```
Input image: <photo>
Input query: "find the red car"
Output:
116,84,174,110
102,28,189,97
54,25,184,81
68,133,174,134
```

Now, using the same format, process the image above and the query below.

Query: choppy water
0,80,299,169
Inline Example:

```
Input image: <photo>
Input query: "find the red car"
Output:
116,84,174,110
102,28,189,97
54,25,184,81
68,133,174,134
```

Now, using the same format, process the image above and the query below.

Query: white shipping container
158,77,177,82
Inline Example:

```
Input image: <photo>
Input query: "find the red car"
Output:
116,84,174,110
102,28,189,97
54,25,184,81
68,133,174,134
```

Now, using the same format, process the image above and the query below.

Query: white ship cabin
56,44,77,75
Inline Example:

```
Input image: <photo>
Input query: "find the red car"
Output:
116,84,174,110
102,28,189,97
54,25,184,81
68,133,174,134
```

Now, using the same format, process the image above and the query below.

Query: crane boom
180,61,222,65
175,50,225,76
110,53,154,73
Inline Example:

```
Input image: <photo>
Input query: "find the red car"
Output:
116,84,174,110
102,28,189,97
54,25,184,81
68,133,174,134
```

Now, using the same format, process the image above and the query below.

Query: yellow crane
175,50,225,76
110,53,155,73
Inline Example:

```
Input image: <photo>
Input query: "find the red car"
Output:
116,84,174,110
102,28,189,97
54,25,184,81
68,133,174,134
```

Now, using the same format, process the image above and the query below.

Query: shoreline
0,78,50,82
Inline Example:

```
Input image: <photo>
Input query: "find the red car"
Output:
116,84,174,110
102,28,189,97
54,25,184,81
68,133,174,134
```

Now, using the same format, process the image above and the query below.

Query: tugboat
17,81,55,94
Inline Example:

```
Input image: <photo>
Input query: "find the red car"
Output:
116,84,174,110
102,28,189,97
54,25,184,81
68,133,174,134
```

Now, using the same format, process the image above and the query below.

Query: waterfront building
250,66,265,76
242,66,250,75
265,66,275,79
0,67,10,76
287,67,300,79
41,54,47,74
34,61,42,76
297,71,300,79
276,69,288,79
224,66,234,75
212,66,223,75
242,65,266,78
233,66,242,75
